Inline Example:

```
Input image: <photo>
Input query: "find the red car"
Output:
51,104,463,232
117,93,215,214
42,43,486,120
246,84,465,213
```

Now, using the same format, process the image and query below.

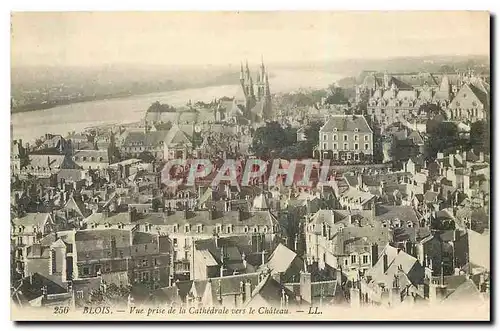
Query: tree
303,120,323,153
138,151,156,163
389,138,420,168
424,122,467,160
146,101,176,113
469,120,490,153
325,87,348,105
250,122,289,159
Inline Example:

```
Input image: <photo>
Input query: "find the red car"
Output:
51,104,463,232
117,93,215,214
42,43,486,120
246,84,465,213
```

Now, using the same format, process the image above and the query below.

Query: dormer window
196,224,204,233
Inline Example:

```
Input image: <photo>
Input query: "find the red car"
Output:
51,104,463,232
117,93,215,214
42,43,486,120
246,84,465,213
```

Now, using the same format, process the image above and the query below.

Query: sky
11,11,490,67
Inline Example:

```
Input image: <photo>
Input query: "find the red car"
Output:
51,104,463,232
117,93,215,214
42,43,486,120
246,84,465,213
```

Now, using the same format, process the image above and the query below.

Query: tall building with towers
214,57,273,124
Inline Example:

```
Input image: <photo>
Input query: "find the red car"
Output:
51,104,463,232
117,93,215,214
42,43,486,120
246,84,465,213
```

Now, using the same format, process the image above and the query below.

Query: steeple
245,59,250,78
260,55,266,83
240,62,244,82
265,73,271,97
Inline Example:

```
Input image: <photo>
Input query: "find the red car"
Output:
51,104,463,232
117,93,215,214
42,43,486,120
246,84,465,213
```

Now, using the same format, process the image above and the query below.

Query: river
11,69,342,143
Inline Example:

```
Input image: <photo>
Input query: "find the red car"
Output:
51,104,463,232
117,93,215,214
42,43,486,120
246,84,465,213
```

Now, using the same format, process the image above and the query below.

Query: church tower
255,55,267,101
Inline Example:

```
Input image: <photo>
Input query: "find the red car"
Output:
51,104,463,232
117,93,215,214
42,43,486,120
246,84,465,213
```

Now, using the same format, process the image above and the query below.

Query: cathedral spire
240,62,244,81
245,59,250,77
265,73,270,96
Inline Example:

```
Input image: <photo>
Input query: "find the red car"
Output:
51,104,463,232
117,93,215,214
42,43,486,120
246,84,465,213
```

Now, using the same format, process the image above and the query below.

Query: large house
317,115,374,162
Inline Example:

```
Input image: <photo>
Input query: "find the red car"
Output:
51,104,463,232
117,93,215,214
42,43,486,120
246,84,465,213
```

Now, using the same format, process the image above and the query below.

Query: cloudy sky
11,11,490,67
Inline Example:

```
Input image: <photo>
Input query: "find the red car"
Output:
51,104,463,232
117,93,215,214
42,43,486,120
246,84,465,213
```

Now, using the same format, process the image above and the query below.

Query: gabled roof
246,273,296,306
443,278,484,305
12,213,51,228
266,243,299,274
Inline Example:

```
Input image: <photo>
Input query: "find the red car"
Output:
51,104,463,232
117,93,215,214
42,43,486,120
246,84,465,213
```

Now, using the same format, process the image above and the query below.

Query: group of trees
146,101,176,113
424,120,490,160
280,90,328,108
250,120,322,160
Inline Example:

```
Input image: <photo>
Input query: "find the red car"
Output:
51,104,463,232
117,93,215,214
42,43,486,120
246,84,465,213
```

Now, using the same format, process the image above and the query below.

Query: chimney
241,252,247,269
299,271,312,305
238,281,245,306
32,243,42,258
244,280,252,303
219,246,225,277
42,286,48,301
209,206,217,220
350,286,360,308
448,154,454,168
128,207,137,223
371,243,379,267
479,273,486,292
479,152,485,163
238,208,245,222
357,173,363,190
383,253,388,273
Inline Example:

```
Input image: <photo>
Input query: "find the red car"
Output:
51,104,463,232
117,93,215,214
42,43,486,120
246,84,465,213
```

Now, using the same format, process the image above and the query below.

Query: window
343,143,348,150
244,226,249,233
141,271,150,282
354,128,359,133
344,258,349,266
173,224,178,233
333,143,338,150
472,101,477,107
323,134,327,141
351,255,357,264
173,238,178,247
364,143,369,150
185,225,190,233
253,227,258,233
354,143,359,150
197,224,203,233
142,259,148,267
154,258,159,266
82,266,90,275
364,135,369,141
362,255,369,264
333,128,338,132
216,224,222,234
333,134,338,141
354,135,359,141
323,143,327,150
456,101,460,107
226,225,232,233
343,134,348,141
263,226,268,233
153,270,160,281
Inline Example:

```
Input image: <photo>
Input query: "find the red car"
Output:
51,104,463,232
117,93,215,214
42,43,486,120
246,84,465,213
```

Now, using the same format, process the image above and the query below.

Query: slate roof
122,131,169,147
12,213,51,228
320,115,372,133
